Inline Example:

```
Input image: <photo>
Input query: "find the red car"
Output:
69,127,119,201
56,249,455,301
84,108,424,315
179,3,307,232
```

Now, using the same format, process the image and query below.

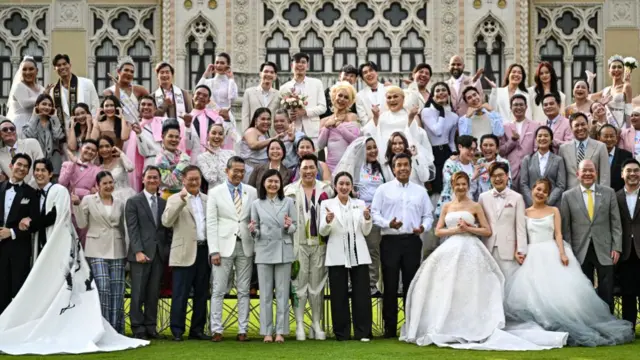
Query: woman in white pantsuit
250,169,297,343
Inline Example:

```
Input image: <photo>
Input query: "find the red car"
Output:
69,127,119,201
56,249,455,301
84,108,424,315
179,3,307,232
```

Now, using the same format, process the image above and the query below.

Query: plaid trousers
88,258,126,334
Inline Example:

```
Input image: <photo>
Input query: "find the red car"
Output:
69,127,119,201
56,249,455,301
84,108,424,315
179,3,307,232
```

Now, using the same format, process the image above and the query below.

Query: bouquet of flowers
624,57,638,72
280,89,308,110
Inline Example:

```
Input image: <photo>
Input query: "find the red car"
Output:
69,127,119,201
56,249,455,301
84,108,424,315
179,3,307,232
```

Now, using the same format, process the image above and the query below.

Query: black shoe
383,332,396,339
188,332,210,340
133,333,148,340
147,332,162,340
172,334,184,341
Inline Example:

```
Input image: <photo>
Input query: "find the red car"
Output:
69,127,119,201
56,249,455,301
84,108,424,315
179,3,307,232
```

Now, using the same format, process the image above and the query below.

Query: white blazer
355,83,388,127
206,182,258,258
279,77,326,139
319,198,372,267
49,76,100,118
489,86,532,123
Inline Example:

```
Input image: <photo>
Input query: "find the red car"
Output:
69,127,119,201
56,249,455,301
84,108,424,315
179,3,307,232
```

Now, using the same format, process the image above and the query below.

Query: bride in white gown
401,171,568,350
505,179,635,347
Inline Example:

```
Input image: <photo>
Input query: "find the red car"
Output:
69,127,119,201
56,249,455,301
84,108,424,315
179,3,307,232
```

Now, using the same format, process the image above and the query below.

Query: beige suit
446,75,484,117
279,77,327,139
241,86,281,132
478,188,527,279
161,192,208,267
74,194,127,259
0,138,44,185
558,139,610,189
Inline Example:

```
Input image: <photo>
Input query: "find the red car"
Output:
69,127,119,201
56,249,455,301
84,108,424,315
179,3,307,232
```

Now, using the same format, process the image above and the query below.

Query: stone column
323,48,333,73
390,47,401,73
52,0,89,77
563,55,573,103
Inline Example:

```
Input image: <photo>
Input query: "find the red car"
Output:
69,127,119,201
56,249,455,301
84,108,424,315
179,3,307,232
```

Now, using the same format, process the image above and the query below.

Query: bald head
449,55,464,79
577,159,597,187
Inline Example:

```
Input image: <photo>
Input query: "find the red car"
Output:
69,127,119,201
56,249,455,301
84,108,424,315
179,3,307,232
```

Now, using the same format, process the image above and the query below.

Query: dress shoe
188,332,210,341
172,333,184,342
211,333,223,342
147,332,162,340
133,333,148,340
236,333,249,342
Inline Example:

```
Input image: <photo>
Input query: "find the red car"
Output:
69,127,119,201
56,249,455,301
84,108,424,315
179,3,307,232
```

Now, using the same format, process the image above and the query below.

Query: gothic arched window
94,39,119,94
540,37,565,90
400,30,424,72
20,39,44,84
367,30,391,72
299,31,324,72
475,34,504,90
186,36,216,89
0,40,11,114
332,31,357,71
128,39,152,90
572,38,596,86
266,31,291,72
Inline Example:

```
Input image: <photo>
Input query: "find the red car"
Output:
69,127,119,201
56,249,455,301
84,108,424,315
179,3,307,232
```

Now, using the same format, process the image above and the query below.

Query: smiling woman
6,56,45,137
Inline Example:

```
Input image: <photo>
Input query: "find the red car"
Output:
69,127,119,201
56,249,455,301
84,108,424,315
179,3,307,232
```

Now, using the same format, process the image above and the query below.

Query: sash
154,85,186,117
53,74,78,132
108,85,139,124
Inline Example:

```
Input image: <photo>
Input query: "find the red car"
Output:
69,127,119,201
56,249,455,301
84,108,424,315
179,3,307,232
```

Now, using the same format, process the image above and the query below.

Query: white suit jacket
49,76,100,118
206,182,258,257
319,198,372,267
478,188,527,260
488,87,532,123
355,83,387,127
279,77,326,139
241,86,281,131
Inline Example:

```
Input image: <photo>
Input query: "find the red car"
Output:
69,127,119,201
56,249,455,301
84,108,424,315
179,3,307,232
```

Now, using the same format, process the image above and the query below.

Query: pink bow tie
492,190,505,199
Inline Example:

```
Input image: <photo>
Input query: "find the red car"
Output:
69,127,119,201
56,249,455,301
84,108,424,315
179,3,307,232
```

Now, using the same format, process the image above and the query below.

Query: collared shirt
211,74,238,109
39,182,53,211
538,151,550,175
189,193,206,241
547,114,561,128
226,180,243,199
574,138,589,150
493,188,507,213
625,186,639,218
143,189,157,212
293,77,307,95
580,184,596,211
371,179,434,236
458,109,505,138
260,86,271,107
453,76,463,95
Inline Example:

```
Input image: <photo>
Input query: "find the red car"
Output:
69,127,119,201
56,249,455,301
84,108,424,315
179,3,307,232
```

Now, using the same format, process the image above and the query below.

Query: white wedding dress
0,185,148,355
400,211,568,350
505,214,635,347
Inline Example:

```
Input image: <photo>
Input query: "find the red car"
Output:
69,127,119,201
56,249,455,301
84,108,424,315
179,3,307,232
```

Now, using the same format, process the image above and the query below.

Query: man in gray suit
559,112,610,189
560,159,622,313
125,166,171,339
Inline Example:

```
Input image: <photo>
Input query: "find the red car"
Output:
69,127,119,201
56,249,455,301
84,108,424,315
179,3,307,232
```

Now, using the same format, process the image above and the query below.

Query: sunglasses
1,127,16,133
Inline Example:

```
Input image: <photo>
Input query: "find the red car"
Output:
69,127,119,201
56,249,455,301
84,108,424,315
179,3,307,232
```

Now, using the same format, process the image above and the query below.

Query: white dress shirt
625,186,639,218
39,182,53,211
452,76,463,95
190,193,206,241
538,151,550,175
493,188,507,213
371,179,434,236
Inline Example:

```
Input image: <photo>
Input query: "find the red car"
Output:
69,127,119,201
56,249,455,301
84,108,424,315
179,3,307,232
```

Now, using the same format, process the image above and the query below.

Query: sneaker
360,338,371,342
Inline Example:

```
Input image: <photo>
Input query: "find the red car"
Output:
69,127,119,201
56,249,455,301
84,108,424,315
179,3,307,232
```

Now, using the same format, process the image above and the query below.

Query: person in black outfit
599,124,632,192
31,158,58,257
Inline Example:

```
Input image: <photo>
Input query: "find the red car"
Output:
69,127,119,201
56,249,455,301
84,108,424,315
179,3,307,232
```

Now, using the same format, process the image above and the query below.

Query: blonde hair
451,171,470,186
330,81,357,108
385,85,405,97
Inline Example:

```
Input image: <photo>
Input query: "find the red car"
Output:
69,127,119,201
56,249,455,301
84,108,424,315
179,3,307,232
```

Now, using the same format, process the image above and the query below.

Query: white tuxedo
355,83,387,127
49,76,100,118
489,87,532,123
319,198,372,267
279,77,326,139
206,182,257,257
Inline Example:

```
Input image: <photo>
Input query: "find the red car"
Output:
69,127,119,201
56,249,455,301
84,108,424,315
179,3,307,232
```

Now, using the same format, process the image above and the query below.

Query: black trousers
581,242,615,314
380,234,422,337
0,243,30,315
129,253,164,336
170,245,211,337
328,265,372,341
620,242,640,326
430,145,453,194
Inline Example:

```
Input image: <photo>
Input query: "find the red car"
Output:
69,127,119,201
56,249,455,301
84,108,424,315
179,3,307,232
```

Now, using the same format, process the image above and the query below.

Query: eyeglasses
0,127,16,133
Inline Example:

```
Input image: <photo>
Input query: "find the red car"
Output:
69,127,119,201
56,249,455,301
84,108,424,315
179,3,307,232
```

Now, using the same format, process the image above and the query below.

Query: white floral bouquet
624,57,638,72
280,89,308,110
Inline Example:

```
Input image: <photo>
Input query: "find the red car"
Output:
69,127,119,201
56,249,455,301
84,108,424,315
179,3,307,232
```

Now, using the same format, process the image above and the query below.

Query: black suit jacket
34,187,57,251
610,147,632,192
616,188,640,261
322,87,357,118
125,192,171,262
0,181,39,258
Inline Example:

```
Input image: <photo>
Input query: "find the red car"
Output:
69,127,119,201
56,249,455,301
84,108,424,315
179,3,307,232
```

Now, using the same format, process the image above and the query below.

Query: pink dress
317,122,360,172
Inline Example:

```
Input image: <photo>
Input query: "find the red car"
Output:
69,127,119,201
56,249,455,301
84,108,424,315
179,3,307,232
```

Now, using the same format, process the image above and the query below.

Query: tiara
608,55,624,66
117,56,135,71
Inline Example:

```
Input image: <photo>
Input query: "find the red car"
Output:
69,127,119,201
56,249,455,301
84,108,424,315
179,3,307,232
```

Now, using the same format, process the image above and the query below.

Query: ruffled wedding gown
505,214,635,347
400,211,568,350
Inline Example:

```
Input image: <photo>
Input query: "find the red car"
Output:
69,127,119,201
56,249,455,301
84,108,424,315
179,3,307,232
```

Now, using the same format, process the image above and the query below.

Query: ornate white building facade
0,0,639,114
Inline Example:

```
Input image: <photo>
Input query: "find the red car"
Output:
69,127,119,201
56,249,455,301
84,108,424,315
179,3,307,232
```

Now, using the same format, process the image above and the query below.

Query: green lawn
2,337,639,360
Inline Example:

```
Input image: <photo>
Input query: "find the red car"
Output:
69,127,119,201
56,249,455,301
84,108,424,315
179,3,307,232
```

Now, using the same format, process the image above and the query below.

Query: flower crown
116,56,135,71
608,55,624,66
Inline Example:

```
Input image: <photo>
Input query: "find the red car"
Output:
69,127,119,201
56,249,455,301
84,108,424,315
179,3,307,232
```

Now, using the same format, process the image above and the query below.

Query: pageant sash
154,85,186,117
53,74,78,133
108,85,139,124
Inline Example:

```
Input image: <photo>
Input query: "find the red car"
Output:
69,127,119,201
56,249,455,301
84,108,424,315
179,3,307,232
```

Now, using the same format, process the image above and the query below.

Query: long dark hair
425,82,451,118
534,61,560,106
333,171,355,198
97,135,115,164
249,107,272,130
365,137,386,182
258,168,284,200
385,132,411,165
502,63,528,92
99,95,123,140
72,103,91,138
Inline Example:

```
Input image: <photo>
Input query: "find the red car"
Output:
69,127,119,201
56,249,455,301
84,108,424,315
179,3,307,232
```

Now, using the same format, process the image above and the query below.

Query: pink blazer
447,75,484,117
58,161,100,199
619,127,636,155
549,116,573,153
499,120,539,189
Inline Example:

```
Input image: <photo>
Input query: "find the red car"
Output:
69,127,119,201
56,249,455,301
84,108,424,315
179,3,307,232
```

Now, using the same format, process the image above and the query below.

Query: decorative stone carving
162,0,172,61
607,0,636,28
519,0,529,65
438,0,458,70
231,0,251,71
54,0,84,30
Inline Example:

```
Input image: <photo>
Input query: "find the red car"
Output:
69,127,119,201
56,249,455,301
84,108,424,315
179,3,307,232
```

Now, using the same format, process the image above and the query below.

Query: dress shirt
452,76,463,95
39,182,53,211
293,77,307,95
515,120,524,135
546,114,561,128
226,180,243,199
538,151,550,175
143,189,157,210
579,184,596,212
260,87,271,107
575,138,589,150
625,186,639,218
420,107,458,150
493,188,507,212
189,193,206,241
371,179,434,236
609,148,615,166
208,74,238,109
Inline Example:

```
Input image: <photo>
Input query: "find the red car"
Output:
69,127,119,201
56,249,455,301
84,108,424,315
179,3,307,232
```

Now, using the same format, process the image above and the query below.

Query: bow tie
76,162,88,168
371,88,378,92
492,190,506,199
36,188,48,197
7,182,23,190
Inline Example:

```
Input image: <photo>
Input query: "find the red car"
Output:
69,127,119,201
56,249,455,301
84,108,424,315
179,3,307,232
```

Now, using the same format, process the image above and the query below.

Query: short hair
456,135,477,149
33,158,54,173
274,108,290,120
162,119,181,136
182,165,202,177
194,84,212,97
258,169,285,200
488,162,509,177
83,138,99,150
340,64,358,76
292,53,310,63
598,124,618,138
260,61,278,73
461,86,479,103
451,171,470,186
533,178,552,193
542,92,560,105
267,138,286,160
622,158,640,170
52,54,70,67
96,170,113,184
0,118,13,127
296,136,316,153
480,134,500,147
569,112,589,125
392,152,412,169
226,156,245,169
358,61,378,77
216,52,231,65
11,153,32,168
138,94,157,107
143,165,161,177
299,153,319,168
412,63,432,75
510,93,528,106
155,62,175,74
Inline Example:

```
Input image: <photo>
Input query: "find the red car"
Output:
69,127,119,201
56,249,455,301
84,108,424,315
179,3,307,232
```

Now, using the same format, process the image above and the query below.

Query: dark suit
610,147,632,192
616,187,640,326
125,191,171,336
34,184,57,255
0,181,39,314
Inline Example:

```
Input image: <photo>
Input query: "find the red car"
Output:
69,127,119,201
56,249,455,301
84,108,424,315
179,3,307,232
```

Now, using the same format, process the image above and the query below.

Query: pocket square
504,203,514,208
20,198,30,205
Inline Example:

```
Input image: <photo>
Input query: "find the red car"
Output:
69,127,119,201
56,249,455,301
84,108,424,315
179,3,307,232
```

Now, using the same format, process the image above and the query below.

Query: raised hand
179,187,189,200
409,104,420,120
284,215,293,229
226,69,234,79
389,217,403,229
325,208,335,224
472,68,485,83
66,149,78,164
483,76,497,89
131,123,142,135
363,206,371,220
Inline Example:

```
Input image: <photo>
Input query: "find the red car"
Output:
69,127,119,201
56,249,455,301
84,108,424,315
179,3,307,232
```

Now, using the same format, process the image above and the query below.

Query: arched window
20,39,44,84
127,39,152,90
94,39,119,95
332,31,357,71
572,38,596,86
299,30,324,72
540,37,564,90
475,34,504,90
186,36,216,90
367,30,391,72
266,31,291,72
400,30,424,72
0,40,11,114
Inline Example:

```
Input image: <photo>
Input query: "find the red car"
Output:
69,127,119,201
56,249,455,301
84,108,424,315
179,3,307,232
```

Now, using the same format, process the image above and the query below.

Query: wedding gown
505,214,635,347
0,185,148,355
400,210,568,350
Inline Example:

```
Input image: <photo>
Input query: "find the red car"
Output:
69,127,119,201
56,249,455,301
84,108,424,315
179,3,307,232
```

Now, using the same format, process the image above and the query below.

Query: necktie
586,189,594,221
9,148,15,159
150,195,158,225
577,141,585,166
234,188,242,218
609,153,613,166
547,119,553,128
